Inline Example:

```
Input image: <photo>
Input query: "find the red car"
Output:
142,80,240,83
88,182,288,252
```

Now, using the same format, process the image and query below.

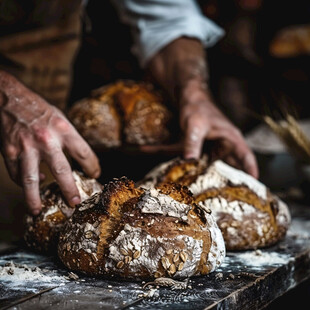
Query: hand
0,71,101,215
145,37,259,178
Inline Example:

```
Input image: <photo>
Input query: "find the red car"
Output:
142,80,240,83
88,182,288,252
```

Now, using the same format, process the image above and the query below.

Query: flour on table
0,261,68,290
229,249,292,267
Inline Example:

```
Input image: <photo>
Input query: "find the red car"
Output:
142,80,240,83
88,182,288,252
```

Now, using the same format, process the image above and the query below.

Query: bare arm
146,37,259,178
0,70,101,215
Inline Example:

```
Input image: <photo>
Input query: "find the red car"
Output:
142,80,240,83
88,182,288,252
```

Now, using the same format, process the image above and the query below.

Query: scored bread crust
138,157,291,251
24,171,102,253
57,177,225,279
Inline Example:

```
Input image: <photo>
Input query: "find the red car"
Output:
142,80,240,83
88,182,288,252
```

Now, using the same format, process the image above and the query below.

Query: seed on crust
85,231,93,239
91,253,98,262
169,264,176,274
173,253,179,263
180,251,188,262
120,248,129,256
178,262,184,271
116,261,124,269
133,250,140,259
161,257,171,270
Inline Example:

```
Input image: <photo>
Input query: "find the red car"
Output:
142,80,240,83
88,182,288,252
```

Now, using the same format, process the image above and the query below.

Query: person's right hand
0,71,101,215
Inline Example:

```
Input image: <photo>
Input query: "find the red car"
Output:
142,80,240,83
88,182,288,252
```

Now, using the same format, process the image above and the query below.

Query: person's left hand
142,37,259,179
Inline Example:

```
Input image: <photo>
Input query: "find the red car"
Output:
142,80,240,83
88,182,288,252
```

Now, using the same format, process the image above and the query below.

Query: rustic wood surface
0,200,310,310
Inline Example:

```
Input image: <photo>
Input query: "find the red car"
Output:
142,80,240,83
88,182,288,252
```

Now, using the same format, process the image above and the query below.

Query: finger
221,129,259,178
19,149,41,215
63,128,101,179
44,148,81,207
183,118,208,159
243,152,259,179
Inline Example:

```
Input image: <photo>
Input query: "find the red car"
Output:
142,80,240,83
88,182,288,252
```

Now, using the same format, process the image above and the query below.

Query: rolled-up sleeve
111,0,225,67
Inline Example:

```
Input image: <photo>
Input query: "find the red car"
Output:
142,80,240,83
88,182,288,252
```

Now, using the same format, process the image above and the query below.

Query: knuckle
53,116,71,132
231,127,242,138
52,162,70,176
78,145,91,160
4,144,19,160
34,127,52,146
23,175,38,187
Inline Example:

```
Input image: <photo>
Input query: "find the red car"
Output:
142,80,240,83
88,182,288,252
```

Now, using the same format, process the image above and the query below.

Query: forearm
169,38,209,93
0,70,48,126
146,37,258,178
147,37,216,111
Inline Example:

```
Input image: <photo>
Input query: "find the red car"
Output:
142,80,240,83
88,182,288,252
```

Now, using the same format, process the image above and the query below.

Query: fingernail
93,169,101,178
70,196,81,206
184,151,199,159
32,209,41,216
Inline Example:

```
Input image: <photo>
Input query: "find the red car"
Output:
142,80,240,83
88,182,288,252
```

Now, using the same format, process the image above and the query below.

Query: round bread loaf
139,156,291,251
68,80,172,148
68,96,122,148
57,177,225,279
24,171,102,253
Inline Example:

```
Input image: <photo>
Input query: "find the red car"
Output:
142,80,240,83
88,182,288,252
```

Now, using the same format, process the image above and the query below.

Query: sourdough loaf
139,156,291,250
57,177,225,279
24,171,102,253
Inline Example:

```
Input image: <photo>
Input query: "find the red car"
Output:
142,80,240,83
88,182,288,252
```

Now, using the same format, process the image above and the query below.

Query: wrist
0,70,18,106
179,79,212,107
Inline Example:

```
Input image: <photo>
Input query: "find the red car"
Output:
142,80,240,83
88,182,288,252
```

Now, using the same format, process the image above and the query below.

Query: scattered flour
287,220,310,240
0,262,68,290
231,249,292,267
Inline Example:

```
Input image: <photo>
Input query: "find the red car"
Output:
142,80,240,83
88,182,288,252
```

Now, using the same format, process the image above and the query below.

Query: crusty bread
139,156,291,251
57,177,225,279
137,155,209,189
269,24,310,58
24,171,102,253
68,80,172,148
68,96,122,148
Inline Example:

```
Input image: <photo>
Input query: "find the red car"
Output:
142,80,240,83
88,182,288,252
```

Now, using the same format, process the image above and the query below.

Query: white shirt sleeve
110,0,225,67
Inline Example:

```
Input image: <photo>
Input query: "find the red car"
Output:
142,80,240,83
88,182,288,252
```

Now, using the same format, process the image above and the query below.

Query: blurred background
0,0,309,243
0,1,310,307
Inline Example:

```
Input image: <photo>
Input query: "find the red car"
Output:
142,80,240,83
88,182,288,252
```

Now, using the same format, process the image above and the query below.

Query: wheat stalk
263,114,310,164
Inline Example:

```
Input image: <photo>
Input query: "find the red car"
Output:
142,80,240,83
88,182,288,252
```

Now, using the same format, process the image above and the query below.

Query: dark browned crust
24,182,69,253
139,156,208,188
24,172,102,254
139,157,290,251
58,178,215,279
58,177,144,275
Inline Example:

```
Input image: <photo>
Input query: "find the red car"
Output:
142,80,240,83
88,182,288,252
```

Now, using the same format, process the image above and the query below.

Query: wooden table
1,199,310,310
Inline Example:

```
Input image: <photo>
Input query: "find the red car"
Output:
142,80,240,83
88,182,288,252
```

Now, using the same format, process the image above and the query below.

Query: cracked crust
139,157,291,251
57,177,225,280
